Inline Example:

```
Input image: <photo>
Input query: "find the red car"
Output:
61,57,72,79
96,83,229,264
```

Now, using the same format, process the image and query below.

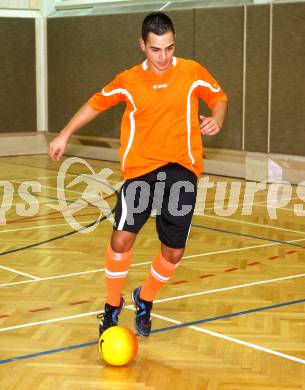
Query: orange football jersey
88,57,228,179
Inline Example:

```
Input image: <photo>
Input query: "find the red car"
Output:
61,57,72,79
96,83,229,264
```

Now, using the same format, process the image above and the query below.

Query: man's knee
110,231,137,253
161,245,184,264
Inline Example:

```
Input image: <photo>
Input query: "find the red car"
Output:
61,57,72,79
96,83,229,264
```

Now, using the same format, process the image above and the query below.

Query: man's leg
105,230,137,307
140,244,183,299
98,231,136,335
132,244,184,336
132,163,197,336
99,173,153,335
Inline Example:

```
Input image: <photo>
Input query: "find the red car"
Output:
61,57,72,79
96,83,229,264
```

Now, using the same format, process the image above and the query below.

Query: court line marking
11,180,88,196
149,312,305,366
196,195,301,212
151,297,305,332
5,179,301,224
1,272,305,333
193,212,305,236
6,210,97,226
2,196,79,208
0,219,98,234
4,166,302,231
1,175,58,182
1,297,305,365
3,160,301,197
254,203,299,212
4,185,115,226
0,265,39,280
11,176,119,197
0,159,121,175
1,174,118,210
3,209,301,249
0,340,98,364
0,262,149,287
0,310,102,332
1,201,301,235
1,237,305,288
0,248,300,315
10,178,302,210
191,222,304,248
183,237,305,259
4,194,298,213
152,272,305,304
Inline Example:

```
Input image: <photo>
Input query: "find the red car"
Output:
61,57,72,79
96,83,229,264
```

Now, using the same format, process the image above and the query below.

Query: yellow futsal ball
98,326,138,366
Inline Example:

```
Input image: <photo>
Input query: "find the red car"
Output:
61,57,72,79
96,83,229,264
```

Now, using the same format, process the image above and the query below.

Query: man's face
140,31,175,75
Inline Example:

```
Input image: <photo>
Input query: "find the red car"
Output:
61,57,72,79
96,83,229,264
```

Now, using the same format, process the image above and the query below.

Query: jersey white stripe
117,188,128,230
186,80,221,165
151,266,170,283
102,87,137,171
105,269,128,278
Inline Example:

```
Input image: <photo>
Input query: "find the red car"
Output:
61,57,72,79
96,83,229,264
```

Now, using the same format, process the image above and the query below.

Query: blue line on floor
191,222,305,248
1,297,305,365
151,297,305,334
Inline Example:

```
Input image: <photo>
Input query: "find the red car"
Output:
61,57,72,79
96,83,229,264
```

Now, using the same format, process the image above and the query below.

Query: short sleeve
88,73,127,112
194,62,228,109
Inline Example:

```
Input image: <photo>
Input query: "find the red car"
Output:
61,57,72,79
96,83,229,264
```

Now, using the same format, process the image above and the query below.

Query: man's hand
48,103,101,162
48,133,68,161
199,115,221,136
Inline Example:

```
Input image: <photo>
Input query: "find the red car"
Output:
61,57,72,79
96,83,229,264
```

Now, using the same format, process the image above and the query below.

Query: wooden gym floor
0,154,305,389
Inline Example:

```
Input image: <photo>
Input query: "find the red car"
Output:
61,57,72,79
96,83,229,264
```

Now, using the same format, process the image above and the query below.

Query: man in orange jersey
49,12,228,337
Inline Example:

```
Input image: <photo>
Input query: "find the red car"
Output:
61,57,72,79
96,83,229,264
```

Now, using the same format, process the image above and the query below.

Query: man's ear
139,38,146,52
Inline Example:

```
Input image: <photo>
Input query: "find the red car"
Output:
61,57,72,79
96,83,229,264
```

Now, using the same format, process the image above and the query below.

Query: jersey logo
153,83,168,90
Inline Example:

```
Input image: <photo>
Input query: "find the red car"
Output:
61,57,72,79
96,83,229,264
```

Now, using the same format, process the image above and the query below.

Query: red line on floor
29,307,51,313
170,280,188,285
13,240,305,319
199,274,215,279
69,300,90,305
269,256,280,260
224,268,239,272
0,314,10,318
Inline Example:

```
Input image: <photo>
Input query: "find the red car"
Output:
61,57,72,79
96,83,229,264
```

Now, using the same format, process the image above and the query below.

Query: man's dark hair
142,12,175,43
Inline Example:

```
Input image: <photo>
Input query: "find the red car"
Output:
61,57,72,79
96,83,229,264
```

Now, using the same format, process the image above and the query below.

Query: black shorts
113,163,197,249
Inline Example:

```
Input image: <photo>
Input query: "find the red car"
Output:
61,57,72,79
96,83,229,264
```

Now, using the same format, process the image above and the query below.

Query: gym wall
1,2,304,158
0,17,36,133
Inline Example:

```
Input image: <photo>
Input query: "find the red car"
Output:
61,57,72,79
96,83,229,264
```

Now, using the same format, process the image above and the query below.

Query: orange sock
104,245,132,306
140,253,178,302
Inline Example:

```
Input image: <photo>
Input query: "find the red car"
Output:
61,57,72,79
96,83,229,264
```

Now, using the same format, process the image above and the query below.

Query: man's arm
200,100,228,136
48,103,100,161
